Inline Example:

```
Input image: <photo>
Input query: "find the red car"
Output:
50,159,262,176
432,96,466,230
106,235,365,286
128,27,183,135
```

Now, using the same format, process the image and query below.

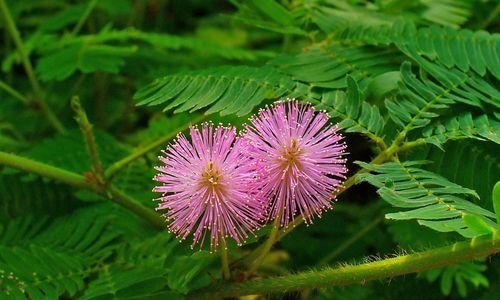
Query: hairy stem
0,150,163,229
188,232,500,299
0,150,92,189
71,96,105,179
104,114,206,179
0,0,66,133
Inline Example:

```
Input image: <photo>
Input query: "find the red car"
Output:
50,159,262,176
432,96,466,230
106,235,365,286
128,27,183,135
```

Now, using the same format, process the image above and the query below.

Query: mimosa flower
242,100,347,227
153,123,266,250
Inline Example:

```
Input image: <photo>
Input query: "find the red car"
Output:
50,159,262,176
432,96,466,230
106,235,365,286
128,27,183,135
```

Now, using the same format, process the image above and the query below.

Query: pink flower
153,123,266,250
242,100,347,228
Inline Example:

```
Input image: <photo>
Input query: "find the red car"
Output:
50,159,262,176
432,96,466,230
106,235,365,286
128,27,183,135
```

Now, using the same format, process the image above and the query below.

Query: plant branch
0,150,163,229
71,96,105,180
188,232,500,299
104,114,206,179
71,0,98,36
0,0,66,133
0,79,29,104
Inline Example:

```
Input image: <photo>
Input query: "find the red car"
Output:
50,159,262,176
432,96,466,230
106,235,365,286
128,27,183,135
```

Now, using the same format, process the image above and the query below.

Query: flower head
153,123,266,250
242,100,347,227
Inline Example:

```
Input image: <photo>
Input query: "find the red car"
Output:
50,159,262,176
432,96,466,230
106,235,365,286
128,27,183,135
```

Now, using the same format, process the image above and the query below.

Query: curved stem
0,150,163,229
104,114,207,179
188,232,500,300
0,0,66,133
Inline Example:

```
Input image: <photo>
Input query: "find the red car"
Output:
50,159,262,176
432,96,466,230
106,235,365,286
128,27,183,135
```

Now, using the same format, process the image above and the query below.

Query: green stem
317,216,383,266
479,3,500,29
104,114,206,179
71,96,105,179
188,232,500,300
0,79,29,104
220,238,231,280
71,0,98,36
107,187,164,229
0,150,92,189
0,150,163,229
248,206,283,273
0,0,66,133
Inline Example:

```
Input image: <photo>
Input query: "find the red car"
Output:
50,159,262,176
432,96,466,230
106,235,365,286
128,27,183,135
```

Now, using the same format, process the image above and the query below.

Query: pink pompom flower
242,100,347,228
153,123,266,250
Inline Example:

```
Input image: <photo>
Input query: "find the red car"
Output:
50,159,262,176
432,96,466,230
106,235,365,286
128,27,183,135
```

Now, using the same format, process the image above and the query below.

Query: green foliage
315,77,384,141
333,20,500,79
422,261,489,297
0,0,499,299
268,44,400,89
385,61,498,135
357,161,497,238
422,113,500,149
134,65,296,116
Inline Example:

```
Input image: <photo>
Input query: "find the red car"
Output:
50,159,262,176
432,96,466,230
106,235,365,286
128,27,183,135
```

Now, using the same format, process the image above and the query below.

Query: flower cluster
154,100,347,250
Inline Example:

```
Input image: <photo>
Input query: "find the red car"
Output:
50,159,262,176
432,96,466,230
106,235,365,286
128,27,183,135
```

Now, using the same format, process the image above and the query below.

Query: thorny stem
71,96,105,181
104,114,207,179
188,232,500,299
220,238,231,280
0,0,66,133
0,150,163,229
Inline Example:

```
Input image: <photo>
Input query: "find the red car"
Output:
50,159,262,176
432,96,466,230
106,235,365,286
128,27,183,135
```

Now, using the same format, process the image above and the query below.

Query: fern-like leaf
0,206,120,300
385,61,499,135
314,76,384,143
269,44,400,89
356,161,497,238
334,20,500,79
135,65,296,116
423,113,500,149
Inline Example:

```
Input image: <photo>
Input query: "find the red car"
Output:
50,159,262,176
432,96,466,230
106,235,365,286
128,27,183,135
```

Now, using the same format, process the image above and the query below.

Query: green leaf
36,43,137,81
357,161,496,237
463,213,496,236
269,44,399,89
494,181,500,224
167,251,215,294
135,65,297,116
385,61,499,135
422,113,500,149
250,0,295,26
331,20,500,79
314,77,384,141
